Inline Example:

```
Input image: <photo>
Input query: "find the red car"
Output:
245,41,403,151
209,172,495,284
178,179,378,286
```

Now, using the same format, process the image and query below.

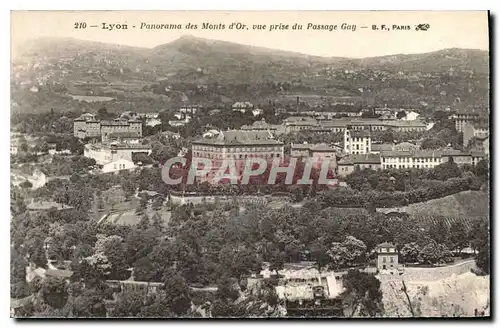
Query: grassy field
378,191,489,219
69,95,115,102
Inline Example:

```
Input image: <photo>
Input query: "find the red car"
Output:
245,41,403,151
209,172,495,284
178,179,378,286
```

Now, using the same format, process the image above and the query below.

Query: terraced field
377,191,489,219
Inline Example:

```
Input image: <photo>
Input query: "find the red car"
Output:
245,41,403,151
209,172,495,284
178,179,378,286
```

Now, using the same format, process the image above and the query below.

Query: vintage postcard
10,10,490,318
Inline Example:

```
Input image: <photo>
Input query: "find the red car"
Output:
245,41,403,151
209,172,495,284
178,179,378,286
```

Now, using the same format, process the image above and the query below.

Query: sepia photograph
9,10,491,319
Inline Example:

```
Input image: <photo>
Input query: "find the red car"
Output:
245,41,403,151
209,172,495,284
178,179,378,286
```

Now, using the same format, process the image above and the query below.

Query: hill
377,190,489,220
11,36,489,114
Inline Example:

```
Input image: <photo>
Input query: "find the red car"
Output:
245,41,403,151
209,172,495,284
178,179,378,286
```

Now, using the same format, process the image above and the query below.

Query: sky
11,11,489,58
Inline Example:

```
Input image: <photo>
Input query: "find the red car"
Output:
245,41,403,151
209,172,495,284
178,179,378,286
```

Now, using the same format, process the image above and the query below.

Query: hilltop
11,36,489,114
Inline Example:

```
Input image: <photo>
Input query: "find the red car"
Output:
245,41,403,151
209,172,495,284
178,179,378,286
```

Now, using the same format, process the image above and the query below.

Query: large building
463,121,490,148
74,113,143,140
241,119,286,135
84,142,151,166
281,116,427,134
344,127,372,155
191,130,284,183
337,153,381,177
451,110,482,132
290,143,340,159
380,149,486,170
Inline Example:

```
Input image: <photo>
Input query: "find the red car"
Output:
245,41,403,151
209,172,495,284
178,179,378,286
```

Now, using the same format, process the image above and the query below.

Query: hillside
377,191,489,219
11,36,490,114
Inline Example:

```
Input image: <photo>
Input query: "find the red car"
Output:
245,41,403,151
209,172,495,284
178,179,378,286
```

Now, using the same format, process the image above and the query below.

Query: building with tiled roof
344,126,372,155
191,130,284,183
371,143,394,154
84,142,151,166
74,114,142,140
337,153,381,176
376,242,399,272
380,148,486,169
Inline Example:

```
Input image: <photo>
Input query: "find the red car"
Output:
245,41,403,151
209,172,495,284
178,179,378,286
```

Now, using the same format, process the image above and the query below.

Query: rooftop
377,242,396,248
338,153,381,165
27,201,73,211
349,130,372,138
194,130,282,146
371,143,393,152
310,144,339,152
105,132,141,139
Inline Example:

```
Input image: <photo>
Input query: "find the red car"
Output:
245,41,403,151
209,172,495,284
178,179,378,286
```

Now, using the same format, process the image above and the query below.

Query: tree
449,221,468,254
418,241,440,265
102,186,126,211
400,242,421,263
162,268,192,316
26,237,47,268
421,138,447,150
20,180,33,189
68,288,108,317
216,276,240,302
327,236,366,269
474,160,489,180
152,197,164,211
94,235,129,280
327,242,349,269
396,111,406,120
436,243,453,264
472,218,490,274
151,212,164,231
340,270,383,317
109,291,146,317
138,294,175,317
39,276,69,309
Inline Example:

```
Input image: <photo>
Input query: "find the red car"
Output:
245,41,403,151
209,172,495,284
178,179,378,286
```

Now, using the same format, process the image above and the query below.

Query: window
114,164,117,169
390,257,394,263
382,257,386,263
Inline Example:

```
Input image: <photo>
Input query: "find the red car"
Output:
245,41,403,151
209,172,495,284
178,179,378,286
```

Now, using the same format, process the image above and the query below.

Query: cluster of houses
193,110,489,180
73,113,152,174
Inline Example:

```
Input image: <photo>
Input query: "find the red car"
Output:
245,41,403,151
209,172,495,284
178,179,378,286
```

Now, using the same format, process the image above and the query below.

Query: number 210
74,22,87,29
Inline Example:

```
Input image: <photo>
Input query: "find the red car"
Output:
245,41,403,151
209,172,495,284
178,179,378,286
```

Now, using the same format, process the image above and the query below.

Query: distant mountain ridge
13,35,489,74
10,36,489,114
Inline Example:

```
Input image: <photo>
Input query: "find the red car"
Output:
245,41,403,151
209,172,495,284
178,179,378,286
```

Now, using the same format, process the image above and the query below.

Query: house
145,118,162,127
202,129,220,138
344,128,372,155
162,131,181,140
370,143,393,154
290,143,313,158
232,101,254,113
191,130,284,183
102,158,137,173
309,144,339,161
241,119,285,135
463,121,489,148
402,110,420,121
283,117,318,133
84,142,151,165
27,200,73,212
74,115,143,140
376,242,399,272
10,141,19,155
252,108,264,117
337,153,381,177
393,142,420,152
451,109,482,132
